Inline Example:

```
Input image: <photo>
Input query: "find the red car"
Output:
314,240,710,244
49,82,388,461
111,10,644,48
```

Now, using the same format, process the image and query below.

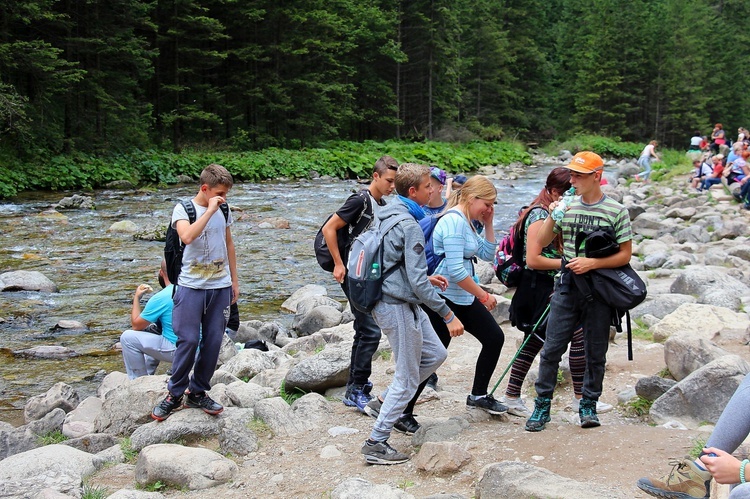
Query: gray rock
631,294,696,320
24,382,80,423
108,220,138,233
210,370,241,387
664,330,730,381
129,407,223,451
650,355,750,428
220,349,277,380
331,478,415,499
56,194,94,209
716,220,748,239
63,396,102,438
281,333,327,355
61,433,117,454
135,444,237,491
0,409,66,460
669,267,750,307
281,284,327,313
225,380,273,408
217,408,258,456
14,345,78,359
94,375,172,435
727,245,750,262
0,444,95,497
294,295,344,318
104,180,136,189
413,441,471,473
476,461,628,499
0,270,58,293
294,306,343,336
635,376,677,401
133,225,167,242
675,225,710,244
284,342,350,392
642,251,669,269
97,371,130,400
652,303,750,344
216,333,237,366
290,392,329,424
412,417,470,446
665,207,696,220
662,253,696,269
253,397,317,436
92,443,126,470
475,260,495,285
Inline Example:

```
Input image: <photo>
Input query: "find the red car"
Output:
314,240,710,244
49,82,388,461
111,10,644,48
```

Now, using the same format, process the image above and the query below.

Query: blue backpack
419,214,444,275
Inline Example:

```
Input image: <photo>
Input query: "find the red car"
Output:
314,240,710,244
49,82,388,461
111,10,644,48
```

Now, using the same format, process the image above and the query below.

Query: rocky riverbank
1,155,749,498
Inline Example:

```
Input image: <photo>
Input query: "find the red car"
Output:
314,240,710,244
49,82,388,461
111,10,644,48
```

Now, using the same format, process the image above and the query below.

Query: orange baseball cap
565,151,604,174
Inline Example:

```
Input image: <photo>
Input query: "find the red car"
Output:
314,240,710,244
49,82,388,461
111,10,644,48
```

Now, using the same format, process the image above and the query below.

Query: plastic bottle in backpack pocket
369,263,381,280
551,187,576,221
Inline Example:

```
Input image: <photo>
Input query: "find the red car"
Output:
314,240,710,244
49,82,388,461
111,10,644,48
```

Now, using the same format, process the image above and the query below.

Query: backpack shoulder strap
180,199,197,224
219,202,229,222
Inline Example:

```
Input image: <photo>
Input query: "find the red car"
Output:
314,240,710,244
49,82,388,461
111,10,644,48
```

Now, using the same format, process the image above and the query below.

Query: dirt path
89,329,718,498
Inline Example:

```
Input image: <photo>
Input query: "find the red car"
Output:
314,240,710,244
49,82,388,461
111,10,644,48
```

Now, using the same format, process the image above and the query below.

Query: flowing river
0,164,555,425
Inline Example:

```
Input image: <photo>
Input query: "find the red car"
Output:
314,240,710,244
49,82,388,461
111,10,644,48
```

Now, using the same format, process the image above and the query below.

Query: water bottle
369,263,381,280
551,187,576,221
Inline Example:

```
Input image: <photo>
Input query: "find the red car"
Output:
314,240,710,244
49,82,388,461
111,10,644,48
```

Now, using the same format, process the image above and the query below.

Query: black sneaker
579,398,600,428
394,414,420,435
525,396,552,432
361,440,409,465
184,391,224,415
466,393,508,415
425,372,439,391
151,393,183,421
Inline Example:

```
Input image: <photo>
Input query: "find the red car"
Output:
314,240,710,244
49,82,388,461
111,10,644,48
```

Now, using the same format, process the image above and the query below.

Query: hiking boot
425,372,439,391
466,394,508,415
361,440,409,465
184,391,224,415
343,385,372,413
362,380,373,396
637,458,710,499
151,393,183,421
501,396,531,417
525,396,552,432
394,414,420,435
579,398,600,428
572,396,613,414
364,397,382,419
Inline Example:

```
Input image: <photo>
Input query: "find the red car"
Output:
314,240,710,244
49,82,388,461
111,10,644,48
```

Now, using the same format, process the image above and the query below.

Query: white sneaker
500,396,531,417
571,396,613,414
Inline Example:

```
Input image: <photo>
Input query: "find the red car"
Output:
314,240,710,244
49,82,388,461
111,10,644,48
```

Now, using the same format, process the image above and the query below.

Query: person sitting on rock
637,372,750,499
120,260,177,379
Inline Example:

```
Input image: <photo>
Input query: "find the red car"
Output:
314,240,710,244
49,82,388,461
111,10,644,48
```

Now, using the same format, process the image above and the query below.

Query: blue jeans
637,156,652,180
535,271,613,401
701,177,722,190
341,280,382,387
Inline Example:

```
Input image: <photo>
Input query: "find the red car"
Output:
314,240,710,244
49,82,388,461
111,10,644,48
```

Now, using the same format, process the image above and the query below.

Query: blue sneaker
343,386,372,413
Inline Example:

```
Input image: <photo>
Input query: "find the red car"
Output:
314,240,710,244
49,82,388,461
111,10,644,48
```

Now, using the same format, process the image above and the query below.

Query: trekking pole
488,303,551,397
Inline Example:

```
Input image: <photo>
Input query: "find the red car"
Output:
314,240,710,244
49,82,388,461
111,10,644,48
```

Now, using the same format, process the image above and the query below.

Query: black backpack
314,190,373,272
164,199,229,286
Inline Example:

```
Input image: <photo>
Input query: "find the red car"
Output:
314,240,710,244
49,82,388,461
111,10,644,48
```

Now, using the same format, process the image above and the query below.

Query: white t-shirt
640,144,655,159
172,201,234,289
690,135,702,147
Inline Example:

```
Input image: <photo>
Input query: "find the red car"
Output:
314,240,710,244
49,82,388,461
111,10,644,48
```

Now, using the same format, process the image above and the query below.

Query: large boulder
284,342,350,392
669,266,750,310
0,270,58,292
128,409,223,451
331,478,415,499
650,355,750,428
664,330,731,381
476,461,628,498
220,349,278,380
135,444,238,491
651,303,750,345
0,444,95,497
24,382,80,423
0,409,66,460
94,375,172,435
281,285,327,313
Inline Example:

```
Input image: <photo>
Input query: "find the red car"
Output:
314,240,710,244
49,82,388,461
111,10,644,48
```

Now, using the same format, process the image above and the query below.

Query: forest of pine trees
1,0,749,156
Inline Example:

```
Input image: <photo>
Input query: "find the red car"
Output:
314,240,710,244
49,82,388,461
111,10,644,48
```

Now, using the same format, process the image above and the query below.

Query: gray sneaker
364,397,382,419
361,440,409,465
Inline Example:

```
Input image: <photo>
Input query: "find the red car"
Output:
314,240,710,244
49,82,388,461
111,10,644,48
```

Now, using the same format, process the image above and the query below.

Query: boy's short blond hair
395,163,430,196
200,163,234,189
